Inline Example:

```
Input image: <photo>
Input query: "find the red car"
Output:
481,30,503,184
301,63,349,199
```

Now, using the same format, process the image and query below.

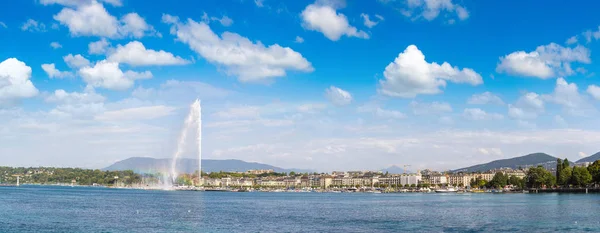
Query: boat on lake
435,187,458,193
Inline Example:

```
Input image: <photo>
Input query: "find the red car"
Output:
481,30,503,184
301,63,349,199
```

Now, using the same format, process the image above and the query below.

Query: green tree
570,166,592,187
559,166,572,186
556,158,563,184
526,166,556,188
489,172,508,188
563,159,570,168
587,160,600,185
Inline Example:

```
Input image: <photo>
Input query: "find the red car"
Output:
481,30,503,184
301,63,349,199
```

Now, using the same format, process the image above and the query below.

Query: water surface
1,186,599,232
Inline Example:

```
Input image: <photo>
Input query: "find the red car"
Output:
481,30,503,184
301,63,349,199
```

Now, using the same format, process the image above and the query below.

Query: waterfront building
422,175,447,185
320,176,332,188
246,169,274,175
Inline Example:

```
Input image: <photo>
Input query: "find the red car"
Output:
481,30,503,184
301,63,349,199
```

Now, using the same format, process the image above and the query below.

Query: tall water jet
197,99,202,184
169,100,201,185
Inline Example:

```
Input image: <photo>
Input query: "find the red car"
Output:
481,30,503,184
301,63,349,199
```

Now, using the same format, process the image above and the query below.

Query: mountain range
452,153,558,173
103,157,313,174
576,152,600,163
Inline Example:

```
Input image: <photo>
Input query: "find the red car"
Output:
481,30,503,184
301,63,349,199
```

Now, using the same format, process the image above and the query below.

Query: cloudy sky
1,0,600,172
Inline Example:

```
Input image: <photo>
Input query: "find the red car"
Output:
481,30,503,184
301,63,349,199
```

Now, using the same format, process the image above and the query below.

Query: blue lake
1,186,600,232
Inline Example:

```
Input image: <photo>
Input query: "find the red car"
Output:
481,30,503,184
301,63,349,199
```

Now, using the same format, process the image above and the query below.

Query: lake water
1,186,600,232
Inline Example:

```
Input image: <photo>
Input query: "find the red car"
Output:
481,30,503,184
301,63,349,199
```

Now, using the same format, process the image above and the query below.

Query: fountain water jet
169,99,202,187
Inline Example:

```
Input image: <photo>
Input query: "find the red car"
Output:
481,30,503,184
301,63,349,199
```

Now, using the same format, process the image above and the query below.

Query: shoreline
6,184,600,194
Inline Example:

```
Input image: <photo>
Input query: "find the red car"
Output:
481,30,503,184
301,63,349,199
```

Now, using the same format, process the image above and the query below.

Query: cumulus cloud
63,54,91,69
295,36,305,43
54,1,157,38
78,60,152,90
0,58,39,105
410,101,452,115
496,43,590,79
41,63,73,79
45,88,105,117
21,19,46,32
396,0,469,22
88,38,111,55
566,36,578,45
325,86,352,106
463,108,503,121
507,92,544,120
542,78,594,116
41,0,122,7
107,41,189,66
587,85,600,100
301,1,369,41
202,13,234,27
50,42,62,49
212,106,261,119
378,45,482,98
467,92,504,105
163,15,313,83
360,13,384,28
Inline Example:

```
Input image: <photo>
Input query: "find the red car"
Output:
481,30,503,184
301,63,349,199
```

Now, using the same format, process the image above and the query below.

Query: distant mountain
381,165,412,174
103,157,313,174
452,153,558,173
576,151,600,163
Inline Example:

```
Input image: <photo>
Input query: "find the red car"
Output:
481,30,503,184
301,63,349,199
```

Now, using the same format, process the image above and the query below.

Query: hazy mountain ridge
103,157,314,174
452,153,558,173
576,152,600,163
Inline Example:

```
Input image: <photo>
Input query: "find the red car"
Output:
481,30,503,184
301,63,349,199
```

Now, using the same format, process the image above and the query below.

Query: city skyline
2,0,600,171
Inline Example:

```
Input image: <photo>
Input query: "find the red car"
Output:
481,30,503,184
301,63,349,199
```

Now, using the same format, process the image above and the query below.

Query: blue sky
1,0,600,172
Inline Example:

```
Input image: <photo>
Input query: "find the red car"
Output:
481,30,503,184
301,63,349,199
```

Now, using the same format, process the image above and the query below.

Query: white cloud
107,41,189,66
54,1,156,38
542,78,594,116
398,0,469,21
254,0,264,7
554,115,567,127
0,58,39,105
496,43,590,79
119,13,159,38
0,22,7,28
96,105,175,121
41,64,73,79
63,54,91,69
214,16,234,27
45,88,105,117
78,60,152,90
50,42,62,49
379,45,482,98
295,36,305,43
587,85,600,100
163,15,313,83
467,92,504,105
463,108,503,121
517,92,545,111
21,19,46,32
410,101,452,115
566,36,578,45
213,106,261,119
325,86,352,106
582,26,600,43
508,105,538,120
297,103,328,114
301,1,369,41
88,38,110,55
131,79,230,102
360,13,383,28
41,0,122,7
374,107,405,119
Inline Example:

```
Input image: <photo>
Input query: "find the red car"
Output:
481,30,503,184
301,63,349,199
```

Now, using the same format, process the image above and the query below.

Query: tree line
525,159,600,189
0,167,142,186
